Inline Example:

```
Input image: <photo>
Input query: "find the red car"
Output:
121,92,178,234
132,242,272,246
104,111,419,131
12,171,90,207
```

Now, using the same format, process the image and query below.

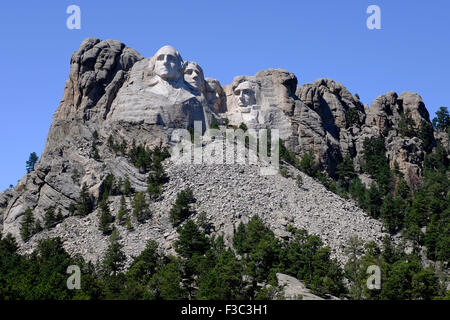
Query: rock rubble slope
1,38,441,266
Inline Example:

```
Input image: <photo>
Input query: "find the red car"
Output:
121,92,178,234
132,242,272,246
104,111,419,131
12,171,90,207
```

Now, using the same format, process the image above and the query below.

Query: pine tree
107,135,115,149
26,152,38,173
296,174,303,188
336,155,355,182
132,192,149,223
77,183,93,216
300,151,317,177
98,198,114,235
432,106,450,131
398,109,416,138
34,220,43,234
92,146,100,161
345,108,360,128
44,207,56,230
123,178,132,196
56,208,63,223
117,195,128,225
169,188,195,226
20,208,35,241
147,158,168,200
174,220,210,259
102,231,126,276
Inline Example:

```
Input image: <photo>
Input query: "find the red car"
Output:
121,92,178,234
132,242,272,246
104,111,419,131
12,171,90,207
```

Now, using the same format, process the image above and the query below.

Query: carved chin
156,69,179,80
187,81,201,91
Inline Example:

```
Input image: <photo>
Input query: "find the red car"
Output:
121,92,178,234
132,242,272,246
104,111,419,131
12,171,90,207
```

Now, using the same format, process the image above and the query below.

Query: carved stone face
184,62,204,91
234,81,256,107
153,46,183,80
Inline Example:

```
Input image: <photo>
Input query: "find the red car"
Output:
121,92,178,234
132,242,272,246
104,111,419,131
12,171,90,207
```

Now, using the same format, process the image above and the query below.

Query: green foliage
345,237,440,300
238,122,248,132
432,106,450,131
281,227,345,297
100,173,118,199
362,136,391,190
71,168,80,184
26,152,38,173
279,166,290,178
336,155,356,183
98,198,114,235
300,151,317,177
4,209,446,300
196,245,245,299
68,203,76,216
76,183,93,217
107,135,128,155
20,208,35,241
92,147,100,161
380,195,405,233
366,182,383,218
132,192,150,223
418,120,434,153
147,157,168,200
128,142,152,173
122,178,132,196
398,109,416,138
102,232,126,276
0,236,76,300
279,139,300,168
34,220,43,234
116,195,128,226
169,188,195,226
129,240,160,282
345,108,360,128
175,220,210,260
210,121,219,129
43,207,63,230
381,258,433,300
296,174,303,188
150,257,187,299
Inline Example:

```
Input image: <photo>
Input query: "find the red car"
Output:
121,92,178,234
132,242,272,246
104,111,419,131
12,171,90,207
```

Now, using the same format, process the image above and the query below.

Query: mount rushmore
0,38,446,264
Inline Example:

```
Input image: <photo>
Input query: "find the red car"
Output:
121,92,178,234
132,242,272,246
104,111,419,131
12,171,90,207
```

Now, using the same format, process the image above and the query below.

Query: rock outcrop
0,38,439,269
276,273,339,300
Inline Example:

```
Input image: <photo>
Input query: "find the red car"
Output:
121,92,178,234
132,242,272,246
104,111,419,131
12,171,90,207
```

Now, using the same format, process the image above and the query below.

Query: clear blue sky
0,0,449,191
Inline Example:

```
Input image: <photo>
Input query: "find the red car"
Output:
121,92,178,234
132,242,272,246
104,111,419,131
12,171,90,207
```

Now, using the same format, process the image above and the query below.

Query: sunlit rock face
105,46,227,141
222,69,295,140
184,61,205,92
0,38,439,263
107,46,204,133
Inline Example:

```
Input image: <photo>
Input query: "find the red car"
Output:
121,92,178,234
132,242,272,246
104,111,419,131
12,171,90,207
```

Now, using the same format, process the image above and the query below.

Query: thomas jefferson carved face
234,81,256,107
153,46,183,80
184,62,204,91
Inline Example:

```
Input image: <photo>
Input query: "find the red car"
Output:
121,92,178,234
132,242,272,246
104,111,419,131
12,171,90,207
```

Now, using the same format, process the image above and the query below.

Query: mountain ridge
0,38,448,269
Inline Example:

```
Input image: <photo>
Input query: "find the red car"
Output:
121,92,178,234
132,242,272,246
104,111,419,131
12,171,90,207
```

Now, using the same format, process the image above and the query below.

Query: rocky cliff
0,38,443,265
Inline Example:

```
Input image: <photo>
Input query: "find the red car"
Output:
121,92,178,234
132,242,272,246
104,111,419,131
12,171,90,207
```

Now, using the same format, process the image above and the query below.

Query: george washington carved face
152,45,183,81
